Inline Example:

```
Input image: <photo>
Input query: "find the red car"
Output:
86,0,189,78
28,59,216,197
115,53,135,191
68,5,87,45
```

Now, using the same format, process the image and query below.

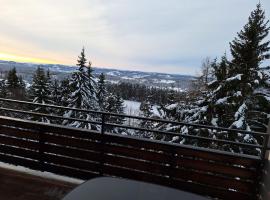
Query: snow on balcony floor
0,165,77,200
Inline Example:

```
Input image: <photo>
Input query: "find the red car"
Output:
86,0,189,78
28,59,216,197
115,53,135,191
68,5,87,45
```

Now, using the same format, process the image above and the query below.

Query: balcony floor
0,167,77,200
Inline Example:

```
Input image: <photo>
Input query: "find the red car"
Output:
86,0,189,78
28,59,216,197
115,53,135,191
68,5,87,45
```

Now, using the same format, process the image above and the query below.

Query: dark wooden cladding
42,125,101,141
175,147,260,167
105,133,260,167
0,117,40,130
0,125,39,140
0,145,39,160
43,144,101,162
43,163,99,180
0,116,263,200
104,144,171,163
176,157,257,179
43,133,101,151
102,153,255,194
40,142,256,193
0,134,39,150
102,165,254,200
172,168,255,194
0,153,40,170
43,153,100,173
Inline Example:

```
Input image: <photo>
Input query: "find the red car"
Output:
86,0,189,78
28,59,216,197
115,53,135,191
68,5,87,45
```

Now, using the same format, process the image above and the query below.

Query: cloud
0,0,269,74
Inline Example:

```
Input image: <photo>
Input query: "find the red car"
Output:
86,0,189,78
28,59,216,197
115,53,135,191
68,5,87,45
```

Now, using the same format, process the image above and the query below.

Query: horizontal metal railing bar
0,98,103,115
89,133,261,160
0,98,266,137
0,115,261,160
105,122,263,149
0,106,263,149
0,107,102,126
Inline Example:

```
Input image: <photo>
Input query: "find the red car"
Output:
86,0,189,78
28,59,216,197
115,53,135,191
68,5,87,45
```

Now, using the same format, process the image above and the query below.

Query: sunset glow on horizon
0,52,64,65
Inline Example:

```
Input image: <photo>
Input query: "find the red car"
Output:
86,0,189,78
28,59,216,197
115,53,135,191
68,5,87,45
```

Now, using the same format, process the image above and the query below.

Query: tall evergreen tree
86,61,96,94
18,75,27,100
6,67,19,88
114,94,125,124
0,80,7,98
29,67,52,122
48,79,64,124
181,4,270,155
230,3,270,74
157,4,270,155
64,48,99,129
105,93,125,134
138,93,155,138
158,87,178,120
6,67,25,99
50,79,62,106
97,73,107,111
60,78,71,107
227,3,270,134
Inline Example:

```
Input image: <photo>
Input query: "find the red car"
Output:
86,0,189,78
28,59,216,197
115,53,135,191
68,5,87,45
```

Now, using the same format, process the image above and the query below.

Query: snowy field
123,100,159,127
0,161,83,184
123,100,141,116
123,100,159,116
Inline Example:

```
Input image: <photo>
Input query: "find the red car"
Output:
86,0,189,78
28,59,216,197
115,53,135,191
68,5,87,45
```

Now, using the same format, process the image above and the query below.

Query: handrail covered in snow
0,97,266,136
0,97,268,158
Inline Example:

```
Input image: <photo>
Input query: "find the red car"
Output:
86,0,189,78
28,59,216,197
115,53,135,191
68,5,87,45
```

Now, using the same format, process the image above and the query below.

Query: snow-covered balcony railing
0,97,267,158
0,98,269,200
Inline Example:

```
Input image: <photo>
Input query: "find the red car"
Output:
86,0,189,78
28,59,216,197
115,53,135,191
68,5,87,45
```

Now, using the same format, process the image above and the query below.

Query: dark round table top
63,177,208,200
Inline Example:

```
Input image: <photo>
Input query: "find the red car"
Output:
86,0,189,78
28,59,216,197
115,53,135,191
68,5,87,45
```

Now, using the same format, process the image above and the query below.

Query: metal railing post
168,148,177,187
265,121,270,159
101,113,105,135
38,127,45,172
99,113,106,176
260,120,270,200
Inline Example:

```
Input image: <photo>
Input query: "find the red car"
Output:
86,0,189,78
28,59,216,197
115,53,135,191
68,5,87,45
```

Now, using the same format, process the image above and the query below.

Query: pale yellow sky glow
0,52,60,64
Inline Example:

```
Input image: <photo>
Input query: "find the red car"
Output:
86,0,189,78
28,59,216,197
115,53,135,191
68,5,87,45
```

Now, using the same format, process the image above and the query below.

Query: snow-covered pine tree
159,4,270,155
104,93,125,134
86,61,97,98
50,80,62,106
29,66,52,122
104,93,117,133
189,57,214,101
211,3,270,133
48,79,64,123
138,92,155,138
18,75,27,100
0,79,8,116
63,48,99,129
0,80,7,98
6,67,25,100
184,4,270,154
60,78,71,107
228,3,270,133
97,73,107,111
139,98,154,119
114,94,125,124
154,85,184,141
6,68,19,92
206,55,231,128
158,86,178,120
105,93,116,114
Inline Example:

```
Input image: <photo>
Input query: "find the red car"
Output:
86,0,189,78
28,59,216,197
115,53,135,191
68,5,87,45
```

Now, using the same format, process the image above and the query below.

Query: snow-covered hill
0,60,194,90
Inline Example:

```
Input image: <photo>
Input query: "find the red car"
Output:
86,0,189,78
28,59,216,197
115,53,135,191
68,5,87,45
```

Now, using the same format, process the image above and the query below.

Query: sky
0,0,269,75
